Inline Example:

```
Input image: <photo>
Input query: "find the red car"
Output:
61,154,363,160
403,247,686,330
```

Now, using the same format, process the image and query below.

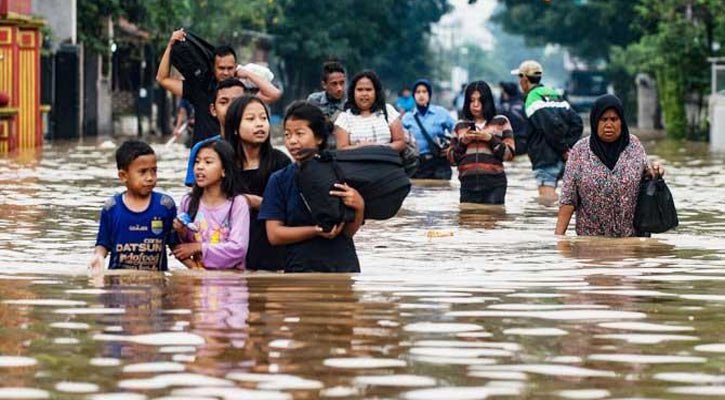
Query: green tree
494,0,640,61
77,0,122,54
612,0,719,139
270,0,450,101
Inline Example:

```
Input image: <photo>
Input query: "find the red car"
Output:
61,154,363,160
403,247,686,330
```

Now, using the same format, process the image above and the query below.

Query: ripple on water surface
225,372,324,390
118,373,234,390
403,322,484,333
0,356,37,367
323,358,407,369
2,299,87,306
401,386,521,400
0,388,49,399
54,382,99,393
93,332,205,346
354,374,437,387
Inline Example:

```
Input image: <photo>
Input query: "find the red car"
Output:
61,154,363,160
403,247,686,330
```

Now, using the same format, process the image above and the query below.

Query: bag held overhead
170,30,215,89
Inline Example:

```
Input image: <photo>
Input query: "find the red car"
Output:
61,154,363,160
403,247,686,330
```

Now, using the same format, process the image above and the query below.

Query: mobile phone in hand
454,120,476,132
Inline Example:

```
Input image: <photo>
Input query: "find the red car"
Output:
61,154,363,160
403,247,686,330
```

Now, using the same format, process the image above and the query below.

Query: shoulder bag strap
413,112,442,154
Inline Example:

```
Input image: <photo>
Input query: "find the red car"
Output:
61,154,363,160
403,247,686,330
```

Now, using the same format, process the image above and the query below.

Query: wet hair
186,140,243,219
212,78,246,102
283,101,331,151
462,80,496,122
322,61,346,82
224,95,276,183
213,45,237,61
116,139,154,170
345,70,387,119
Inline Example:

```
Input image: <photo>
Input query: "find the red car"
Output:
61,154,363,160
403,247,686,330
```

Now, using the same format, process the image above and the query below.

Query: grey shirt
307,91,345,122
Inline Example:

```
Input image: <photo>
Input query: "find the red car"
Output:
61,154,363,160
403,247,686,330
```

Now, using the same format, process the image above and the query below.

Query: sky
432,0,497,51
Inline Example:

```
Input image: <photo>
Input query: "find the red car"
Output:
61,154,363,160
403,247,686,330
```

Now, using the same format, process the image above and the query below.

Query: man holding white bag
156,28,281,146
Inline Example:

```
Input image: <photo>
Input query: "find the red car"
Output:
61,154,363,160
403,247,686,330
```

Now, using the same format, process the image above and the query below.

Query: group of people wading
89,30,666,274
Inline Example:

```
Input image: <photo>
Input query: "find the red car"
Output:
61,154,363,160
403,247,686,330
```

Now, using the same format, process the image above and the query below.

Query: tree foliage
494,0,640,61
495,0,725,140
77,0,122,54
269,0,450,100
76,0,450,102
612,0,721,139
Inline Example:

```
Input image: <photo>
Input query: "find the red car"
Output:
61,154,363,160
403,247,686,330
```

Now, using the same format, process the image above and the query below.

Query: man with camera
402,79,456,180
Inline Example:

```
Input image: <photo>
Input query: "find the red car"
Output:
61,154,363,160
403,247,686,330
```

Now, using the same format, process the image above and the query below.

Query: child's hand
316,223,345,239
330,183,365,211
173,218,188,236
88,254,105,275
172,243,201,261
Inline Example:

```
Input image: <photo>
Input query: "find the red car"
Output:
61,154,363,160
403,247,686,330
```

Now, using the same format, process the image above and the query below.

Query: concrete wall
32,0,76,50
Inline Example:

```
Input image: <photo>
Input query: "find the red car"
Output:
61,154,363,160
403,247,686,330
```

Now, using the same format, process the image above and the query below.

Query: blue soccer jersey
95,191,178,271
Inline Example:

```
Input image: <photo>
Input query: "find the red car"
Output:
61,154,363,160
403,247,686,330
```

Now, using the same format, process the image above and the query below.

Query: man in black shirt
156,29,281,146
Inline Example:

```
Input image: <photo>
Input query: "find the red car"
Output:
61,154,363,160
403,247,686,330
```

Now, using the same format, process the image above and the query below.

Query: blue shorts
533,160,564,188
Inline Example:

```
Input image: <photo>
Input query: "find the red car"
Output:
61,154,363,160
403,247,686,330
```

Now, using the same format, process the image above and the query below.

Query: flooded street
0,137,724,399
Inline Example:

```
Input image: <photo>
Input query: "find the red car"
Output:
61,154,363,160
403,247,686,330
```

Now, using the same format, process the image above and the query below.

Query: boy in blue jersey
90,140,189,272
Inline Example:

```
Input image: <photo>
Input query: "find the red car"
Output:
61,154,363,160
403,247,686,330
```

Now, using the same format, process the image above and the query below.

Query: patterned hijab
589,94,630,170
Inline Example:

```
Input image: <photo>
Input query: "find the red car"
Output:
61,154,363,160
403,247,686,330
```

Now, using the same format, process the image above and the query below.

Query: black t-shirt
182,80,219,145
259,163,360,273
240,149,292,271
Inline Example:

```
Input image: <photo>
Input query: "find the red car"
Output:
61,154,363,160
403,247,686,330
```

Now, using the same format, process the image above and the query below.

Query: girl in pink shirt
173,140,250,270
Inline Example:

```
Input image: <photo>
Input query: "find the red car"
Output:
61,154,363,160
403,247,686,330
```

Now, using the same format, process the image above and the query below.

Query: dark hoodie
589,94,630,170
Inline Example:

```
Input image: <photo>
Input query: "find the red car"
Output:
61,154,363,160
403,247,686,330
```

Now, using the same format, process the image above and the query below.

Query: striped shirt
448,115,515,178
335,104,400,145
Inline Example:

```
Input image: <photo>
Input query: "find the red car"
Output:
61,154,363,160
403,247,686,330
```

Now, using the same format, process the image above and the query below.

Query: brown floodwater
0,137,723,399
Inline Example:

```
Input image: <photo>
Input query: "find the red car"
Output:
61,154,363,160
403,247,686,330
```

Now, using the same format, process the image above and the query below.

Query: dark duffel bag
296,146,412,227
634,175,678,234
170,30,215,89
335,146,412,220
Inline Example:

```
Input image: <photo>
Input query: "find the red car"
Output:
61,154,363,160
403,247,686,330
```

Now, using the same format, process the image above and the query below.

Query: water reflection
0,138,724,398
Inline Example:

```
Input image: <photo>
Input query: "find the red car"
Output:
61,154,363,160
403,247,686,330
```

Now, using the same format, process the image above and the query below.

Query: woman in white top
334,70,406,152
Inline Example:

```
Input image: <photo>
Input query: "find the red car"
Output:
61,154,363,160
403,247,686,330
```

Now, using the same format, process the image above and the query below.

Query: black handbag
634,175,678,234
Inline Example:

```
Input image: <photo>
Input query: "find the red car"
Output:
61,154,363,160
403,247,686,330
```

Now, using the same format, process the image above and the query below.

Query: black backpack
170,30,215,89
296,146,412,229
562,106,584,148
539,93,584,150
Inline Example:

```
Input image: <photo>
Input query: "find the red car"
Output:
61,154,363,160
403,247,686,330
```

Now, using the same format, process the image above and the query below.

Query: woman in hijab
401,78,456,180
555,94,664,237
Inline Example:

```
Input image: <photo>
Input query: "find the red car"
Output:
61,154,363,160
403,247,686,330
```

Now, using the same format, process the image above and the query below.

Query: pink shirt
180,195,250,270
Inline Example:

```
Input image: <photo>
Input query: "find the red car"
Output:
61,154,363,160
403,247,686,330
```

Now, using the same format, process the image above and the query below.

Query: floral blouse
560,136,648,237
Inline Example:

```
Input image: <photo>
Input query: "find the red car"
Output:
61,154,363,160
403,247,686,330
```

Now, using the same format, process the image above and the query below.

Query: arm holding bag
170,30,215,88
634,176,678,234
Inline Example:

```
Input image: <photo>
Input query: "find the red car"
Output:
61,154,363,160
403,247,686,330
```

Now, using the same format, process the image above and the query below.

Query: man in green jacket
512,60,582,202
